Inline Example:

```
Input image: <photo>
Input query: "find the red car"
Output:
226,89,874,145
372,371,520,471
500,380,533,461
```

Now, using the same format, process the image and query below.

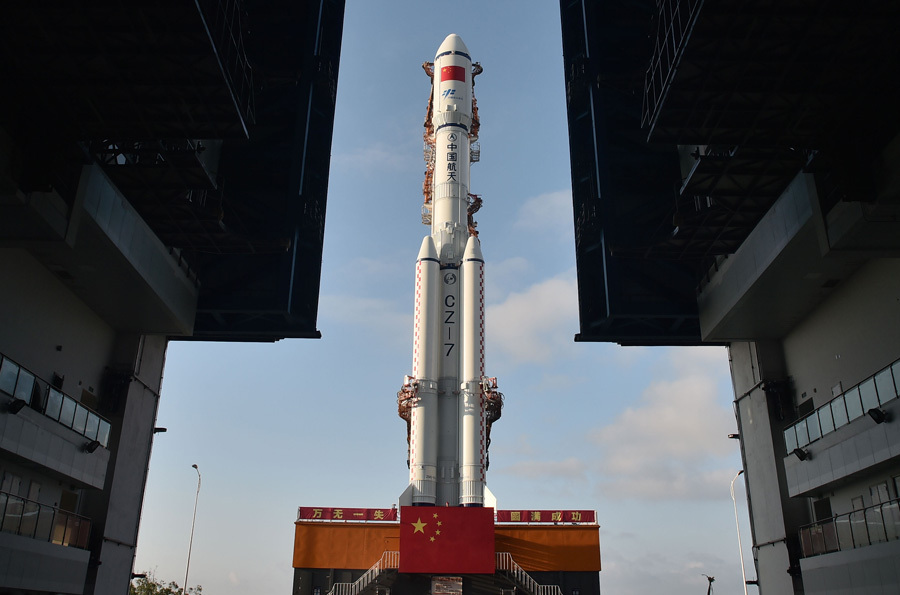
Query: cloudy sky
133,2,751,594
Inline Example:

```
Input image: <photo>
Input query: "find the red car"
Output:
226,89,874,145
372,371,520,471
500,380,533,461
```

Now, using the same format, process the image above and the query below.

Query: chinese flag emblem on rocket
440,65,466,82
399,506,495,573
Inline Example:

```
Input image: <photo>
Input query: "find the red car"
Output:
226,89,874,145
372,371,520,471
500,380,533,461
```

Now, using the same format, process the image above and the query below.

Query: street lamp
731,470,749,595
183,464,201,595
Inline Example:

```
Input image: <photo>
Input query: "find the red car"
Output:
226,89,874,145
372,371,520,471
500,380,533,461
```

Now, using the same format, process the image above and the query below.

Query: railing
799,498,900,558
197,0,256,126
324,551,562,595
0,352,111,449
641,0,705,131
0,491,91,550
784,357,900,453
328,551,399,595
496,553,563,595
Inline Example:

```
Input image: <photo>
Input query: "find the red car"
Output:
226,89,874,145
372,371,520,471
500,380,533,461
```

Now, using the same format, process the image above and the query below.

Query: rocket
398,34,502,508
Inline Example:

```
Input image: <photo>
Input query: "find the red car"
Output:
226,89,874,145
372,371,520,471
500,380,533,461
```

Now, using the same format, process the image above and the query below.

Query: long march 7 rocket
398,34,502,508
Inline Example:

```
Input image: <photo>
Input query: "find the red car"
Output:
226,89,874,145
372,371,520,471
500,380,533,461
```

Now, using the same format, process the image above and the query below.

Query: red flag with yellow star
440,65,466,82
399,506,495,573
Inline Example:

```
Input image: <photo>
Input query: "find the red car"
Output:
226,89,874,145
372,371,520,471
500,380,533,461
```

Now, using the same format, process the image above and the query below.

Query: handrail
327,551,399,595
799,497,900,558
0,490,92,550
496,552,563,595
324,550,563,595
783,357,899,453
0,352,111,448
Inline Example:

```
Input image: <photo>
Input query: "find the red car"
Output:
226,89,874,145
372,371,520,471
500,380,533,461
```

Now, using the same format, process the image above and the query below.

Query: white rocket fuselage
407,34,487,507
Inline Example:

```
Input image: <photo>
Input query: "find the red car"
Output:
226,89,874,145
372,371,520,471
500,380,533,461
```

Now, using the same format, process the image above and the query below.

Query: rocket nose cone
437,33,470,58
417,236,438,261
462,235,483,260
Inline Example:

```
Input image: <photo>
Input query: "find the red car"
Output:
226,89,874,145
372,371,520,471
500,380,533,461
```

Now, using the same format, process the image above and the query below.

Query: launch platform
292,506,601,595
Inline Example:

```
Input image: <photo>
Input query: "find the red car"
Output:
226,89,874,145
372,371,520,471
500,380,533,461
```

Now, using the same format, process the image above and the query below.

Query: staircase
325,551,562,595
327,551,399,595
496,553,563,595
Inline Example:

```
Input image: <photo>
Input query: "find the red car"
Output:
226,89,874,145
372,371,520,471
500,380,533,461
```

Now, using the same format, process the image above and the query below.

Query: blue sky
133,2,752,594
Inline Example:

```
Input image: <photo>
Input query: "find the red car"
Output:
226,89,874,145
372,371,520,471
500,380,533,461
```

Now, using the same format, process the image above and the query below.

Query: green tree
130,570,202,595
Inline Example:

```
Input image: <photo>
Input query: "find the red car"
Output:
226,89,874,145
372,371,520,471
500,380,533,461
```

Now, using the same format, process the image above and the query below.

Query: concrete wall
800,538,900,594
0,531,90,594
0,247,116,398
0,394,110,490
783,258,900,411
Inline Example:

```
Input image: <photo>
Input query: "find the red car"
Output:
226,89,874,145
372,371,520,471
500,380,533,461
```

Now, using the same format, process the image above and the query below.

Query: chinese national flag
399,506,495,574
440,65,466,82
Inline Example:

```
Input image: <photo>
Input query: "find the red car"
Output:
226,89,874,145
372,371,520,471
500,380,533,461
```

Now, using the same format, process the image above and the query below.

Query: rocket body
401,34,493,507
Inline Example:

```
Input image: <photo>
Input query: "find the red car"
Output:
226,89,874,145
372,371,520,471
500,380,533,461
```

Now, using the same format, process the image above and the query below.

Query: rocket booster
399,34,502,508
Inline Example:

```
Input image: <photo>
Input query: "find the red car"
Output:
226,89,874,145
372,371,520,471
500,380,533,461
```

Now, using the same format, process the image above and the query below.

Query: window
813,498,833,521
851,496,865,511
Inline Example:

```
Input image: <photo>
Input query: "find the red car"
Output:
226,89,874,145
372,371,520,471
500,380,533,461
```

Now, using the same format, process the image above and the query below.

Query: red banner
496,510,596,523
399,506,495,574
297,507,397,522
440,65,466,82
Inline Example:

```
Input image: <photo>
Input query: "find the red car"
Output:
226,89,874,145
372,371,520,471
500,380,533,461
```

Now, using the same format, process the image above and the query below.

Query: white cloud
486,256,532,302
513,190,573,240
227,572,239,585
587,349,737,500
600,549,731,595
483,347,736,504
486,274,578,365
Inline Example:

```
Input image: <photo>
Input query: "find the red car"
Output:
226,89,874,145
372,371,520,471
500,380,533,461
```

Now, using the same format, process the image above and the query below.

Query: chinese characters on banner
496,510,596,523
296,507,398,522
297,507,594,523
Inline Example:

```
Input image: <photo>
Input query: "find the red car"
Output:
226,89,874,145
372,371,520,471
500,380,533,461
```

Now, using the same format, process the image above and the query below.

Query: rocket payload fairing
398,34,502,508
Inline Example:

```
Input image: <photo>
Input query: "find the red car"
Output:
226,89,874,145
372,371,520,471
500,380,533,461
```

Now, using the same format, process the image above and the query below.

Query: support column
731,341,809,595
82,333,168,595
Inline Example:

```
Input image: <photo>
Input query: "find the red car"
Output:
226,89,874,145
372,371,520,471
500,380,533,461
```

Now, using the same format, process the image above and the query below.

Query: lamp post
183,464,201,595
731,470,749,595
